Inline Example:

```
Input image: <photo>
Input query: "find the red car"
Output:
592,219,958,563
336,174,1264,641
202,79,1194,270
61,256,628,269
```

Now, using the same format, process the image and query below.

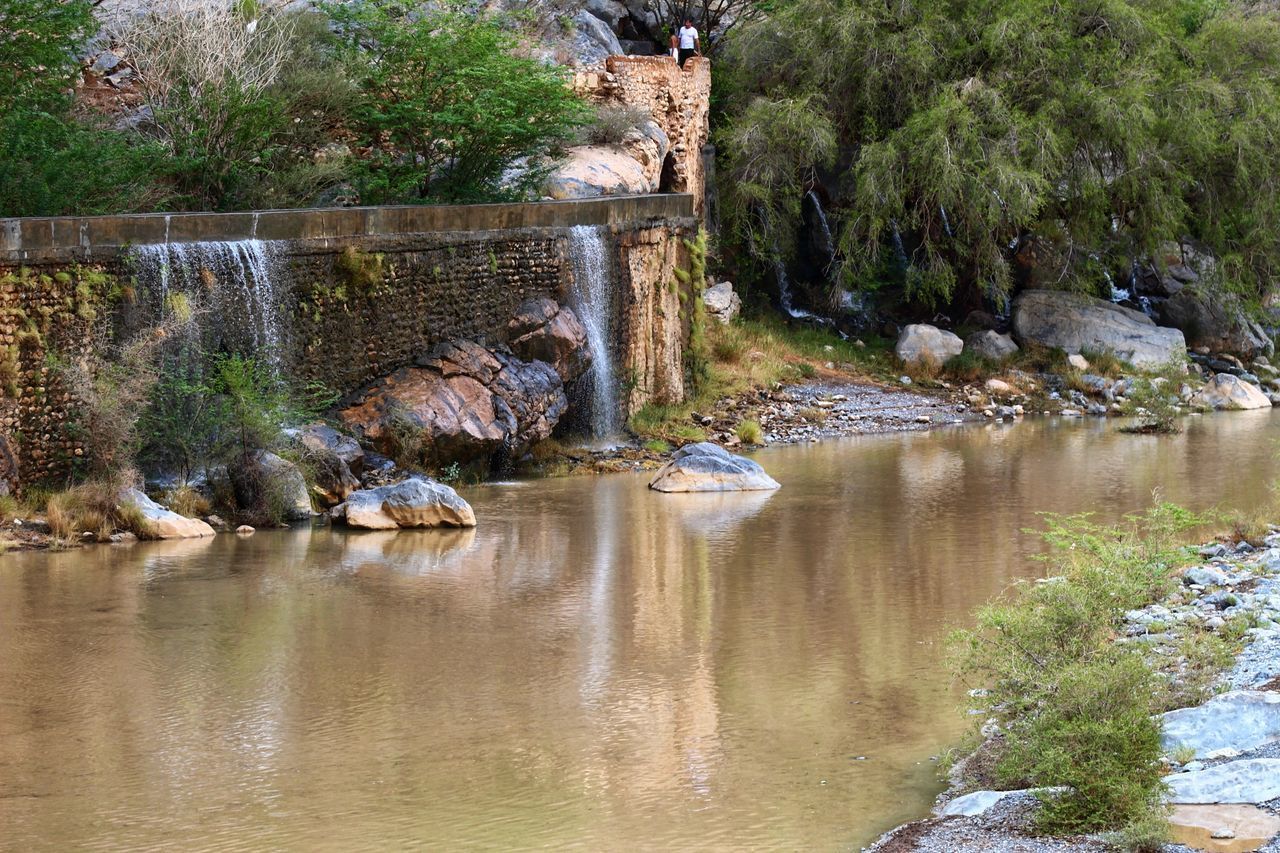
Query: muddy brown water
3,412,1280,851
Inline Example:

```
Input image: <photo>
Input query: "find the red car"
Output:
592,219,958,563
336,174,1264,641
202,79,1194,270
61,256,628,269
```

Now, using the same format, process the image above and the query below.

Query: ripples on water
2,413,1278,850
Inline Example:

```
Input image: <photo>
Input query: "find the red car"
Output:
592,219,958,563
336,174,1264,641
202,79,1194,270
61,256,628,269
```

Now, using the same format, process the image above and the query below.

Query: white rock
1191,374,1273,411
117,488,215,540
1067,353,1090,370
649,442,780,493
334,477,476,530
895,324,963,366
1163,691,1280,759
938,790,1020,817
703,281,741,325
1164,758,1280,804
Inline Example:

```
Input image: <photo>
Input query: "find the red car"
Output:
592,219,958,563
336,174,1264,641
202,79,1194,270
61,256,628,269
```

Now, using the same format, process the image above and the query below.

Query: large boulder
332,477,476,530
1011,289,1187,368
118,488,215,539
895,324,963,365
704,281,742,325
649,442,781,493
1191,373,1273,410
228,450,314,521
1155,290,1273,360
340,340,567,470
286,423,364,507
1137,241,1214,298
542,146,654,199
507,298,591,383
1162,691,1280,760
570,9,623,66
965,330,1019,362
1164,758,1280,804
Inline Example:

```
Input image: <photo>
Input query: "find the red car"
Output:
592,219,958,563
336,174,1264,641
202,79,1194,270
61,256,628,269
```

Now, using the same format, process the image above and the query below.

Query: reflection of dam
2,412,1279,850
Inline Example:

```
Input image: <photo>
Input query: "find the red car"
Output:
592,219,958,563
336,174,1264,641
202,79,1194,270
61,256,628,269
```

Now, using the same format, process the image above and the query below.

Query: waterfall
129,239,289,370
567,225,620,438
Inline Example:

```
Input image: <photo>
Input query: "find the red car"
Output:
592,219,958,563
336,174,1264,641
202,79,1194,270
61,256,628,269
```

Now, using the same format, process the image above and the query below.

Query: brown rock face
0,433,18,497
507,298,591,383
340,340,569,469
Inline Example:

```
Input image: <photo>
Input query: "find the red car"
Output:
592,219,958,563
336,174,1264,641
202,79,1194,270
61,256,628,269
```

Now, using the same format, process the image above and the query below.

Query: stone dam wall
0,195,697,486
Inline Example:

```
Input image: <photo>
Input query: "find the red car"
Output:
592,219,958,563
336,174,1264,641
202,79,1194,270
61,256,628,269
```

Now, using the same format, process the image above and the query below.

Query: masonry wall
573,56,712,215
0,196,696,489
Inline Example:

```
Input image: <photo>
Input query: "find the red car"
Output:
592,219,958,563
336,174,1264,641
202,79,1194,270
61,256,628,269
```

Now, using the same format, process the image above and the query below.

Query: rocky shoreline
868,537,1280,853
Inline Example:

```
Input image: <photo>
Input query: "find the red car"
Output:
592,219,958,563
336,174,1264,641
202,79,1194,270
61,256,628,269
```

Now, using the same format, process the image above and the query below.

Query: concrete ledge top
1,193,695,262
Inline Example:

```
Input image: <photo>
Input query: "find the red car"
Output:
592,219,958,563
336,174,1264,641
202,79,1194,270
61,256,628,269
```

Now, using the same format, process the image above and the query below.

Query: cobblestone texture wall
0,206,696,489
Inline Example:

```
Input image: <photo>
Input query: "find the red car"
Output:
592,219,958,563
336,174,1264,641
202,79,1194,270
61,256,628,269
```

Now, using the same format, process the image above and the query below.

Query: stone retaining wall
0,195,696,488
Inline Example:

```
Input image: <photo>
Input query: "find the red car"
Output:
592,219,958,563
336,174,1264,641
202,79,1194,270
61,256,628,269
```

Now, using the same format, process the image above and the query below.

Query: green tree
719,0,1280,309
328,0,591,203
0,0,164,216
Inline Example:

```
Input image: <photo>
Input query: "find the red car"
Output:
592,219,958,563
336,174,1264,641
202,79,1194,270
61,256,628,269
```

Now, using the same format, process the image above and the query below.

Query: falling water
130,240,289,370
567,225,620,438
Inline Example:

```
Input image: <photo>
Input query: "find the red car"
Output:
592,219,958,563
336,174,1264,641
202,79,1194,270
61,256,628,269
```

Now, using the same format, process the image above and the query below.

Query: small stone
236,525,255,535
1067,353,1090,370
1211,827,1237,839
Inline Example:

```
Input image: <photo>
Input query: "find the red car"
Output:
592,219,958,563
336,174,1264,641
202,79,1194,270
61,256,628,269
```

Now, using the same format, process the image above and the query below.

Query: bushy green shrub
328,0,591,204
953,504,1203,835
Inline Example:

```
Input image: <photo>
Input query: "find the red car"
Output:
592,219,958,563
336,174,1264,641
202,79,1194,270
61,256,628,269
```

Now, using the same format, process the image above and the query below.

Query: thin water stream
2,413,1279,850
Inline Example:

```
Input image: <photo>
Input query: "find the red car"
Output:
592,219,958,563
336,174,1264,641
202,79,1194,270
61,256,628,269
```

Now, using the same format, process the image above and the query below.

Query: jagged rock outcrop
331,477,476,530
118,488,215,539
340,339,574,469
506,298,591,383
1012,289,1187,368
649,442,781,492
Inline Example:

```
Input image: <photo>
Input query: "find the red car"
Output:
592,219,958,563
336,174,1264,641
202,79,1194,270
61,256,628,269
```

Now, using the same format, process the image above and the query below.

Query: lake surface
3,412,1279,851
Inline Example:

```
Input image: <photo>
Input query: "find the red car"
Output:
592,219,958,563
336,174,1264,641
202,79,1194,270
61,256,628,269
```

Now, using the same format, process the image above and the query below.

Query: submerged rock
895,324,963,365
1191,373,1273,411
118,488,215,539
1169,804,1280,853
648,442,781,493
332,477,476,530
1164,758,1280,804
1011,289,1186,368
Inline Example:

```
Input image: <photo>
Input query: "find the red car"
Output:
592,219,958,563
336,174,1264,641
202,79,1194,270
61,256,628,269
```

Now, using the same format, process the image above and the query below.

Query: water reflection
1,412,1278,850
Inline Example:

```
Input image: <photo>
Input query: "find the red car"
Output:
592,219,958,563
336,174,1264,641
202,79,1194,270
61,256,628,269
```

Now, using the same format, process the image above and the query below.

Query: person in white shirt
677,19,700,67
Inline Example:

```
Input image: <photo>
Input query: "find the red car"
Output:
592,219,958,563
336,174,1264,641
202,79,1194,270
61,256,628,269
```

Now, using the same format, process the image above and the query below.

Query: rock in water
1011,289,1186,368
118,488,216,539
703,282,742,325
965,330,1019,361
333,477,476,530
1164,758,1280,804
895,324,963,365
649,442,781,493
228,450,314,521
287,423,363,508
1163,691,1280,759
507,298,591,383
1191,373,1273,410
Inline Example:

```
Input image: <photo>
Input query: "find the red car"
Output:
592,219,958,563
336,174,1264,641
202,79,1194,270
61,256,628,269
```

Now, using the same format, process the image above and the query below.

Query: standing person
677,18,700,68
669,29,679,61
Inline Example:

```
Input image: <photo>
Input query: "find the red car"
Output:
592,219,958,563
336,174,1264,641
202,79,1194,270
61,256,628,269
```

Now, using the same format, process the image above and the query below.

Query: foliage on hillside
718,0,1280,309
0,0,591,216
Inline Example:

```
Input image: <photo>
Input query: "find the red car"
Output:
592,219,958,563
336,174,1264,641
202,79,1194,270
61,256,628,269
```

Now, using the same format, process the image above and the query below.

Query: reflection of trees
2,411,1279,848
